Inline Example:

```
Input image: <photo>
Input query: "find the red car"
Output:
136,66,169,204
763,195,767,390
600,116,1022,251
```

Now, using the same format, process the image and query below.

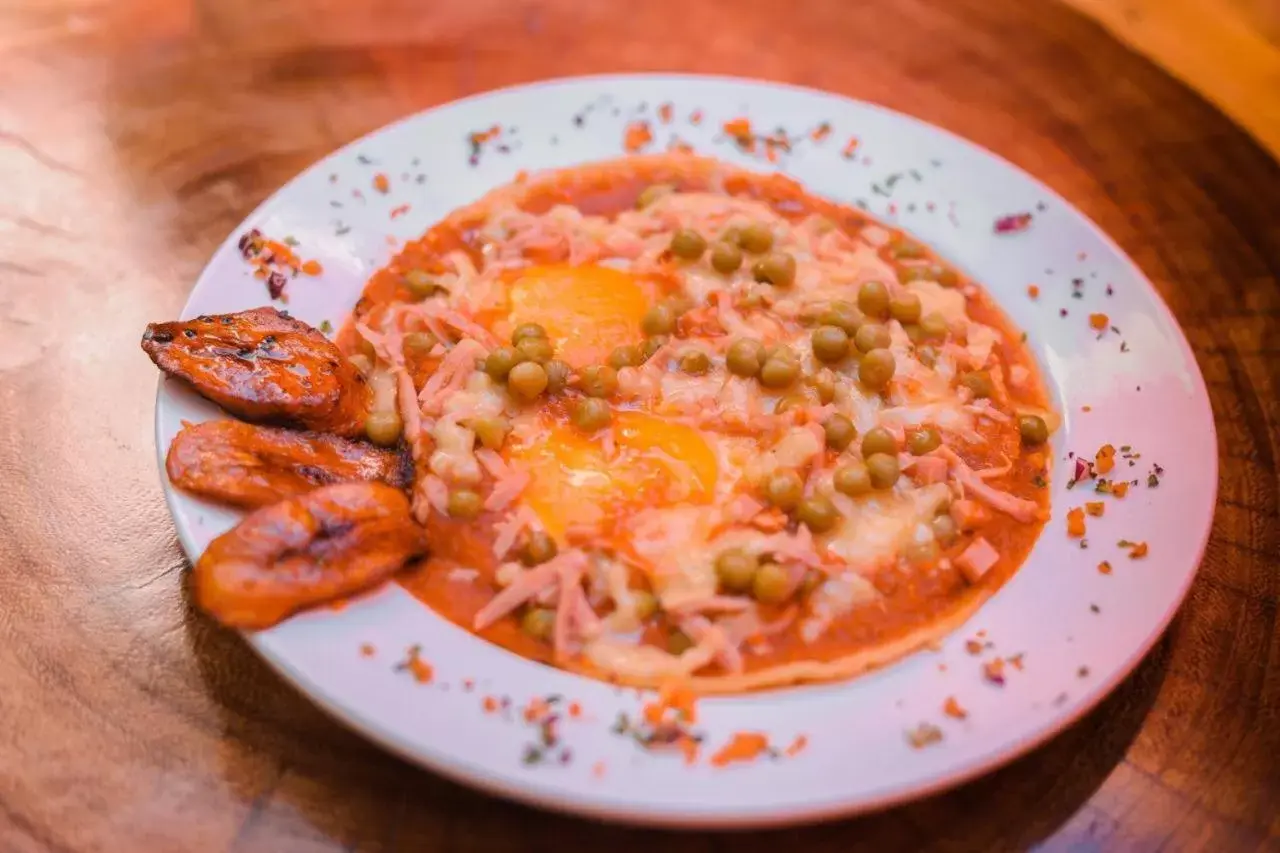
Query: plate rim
153,72,1218,828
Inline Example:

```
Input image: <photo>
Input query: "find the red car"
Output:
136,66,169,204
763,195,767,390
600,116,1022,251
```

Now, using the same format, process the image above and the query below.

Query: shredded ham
680,615,744,674
665,595,754,616
956,537,1000,583
937,446,1040,522
908,455,950,484
491,506,538,559
473,550,588,632
418,339,486,415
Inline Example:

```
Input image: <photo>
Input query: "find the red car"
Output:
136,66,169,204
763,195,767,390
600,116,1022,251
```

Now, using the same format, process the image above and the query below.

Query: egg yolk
506,264,656,365
508,411,718,538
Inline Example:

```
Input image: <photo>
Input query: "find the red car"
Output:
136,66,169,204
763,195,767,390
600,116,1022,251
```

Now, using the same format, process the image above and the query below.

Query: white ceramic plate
155,74,1216,827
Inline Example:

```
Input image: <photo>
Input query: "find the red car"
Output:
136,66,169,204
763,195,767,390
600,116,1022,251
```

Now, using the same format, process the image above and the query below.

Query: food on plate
166,419,412,508
193,482,426,629
146,153,1054,693
142,307,371,436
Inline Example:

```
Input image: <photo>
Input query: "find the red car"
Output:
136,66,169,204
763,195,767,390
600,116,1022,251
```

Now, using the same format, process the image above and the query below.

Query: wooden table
1,1,1277,850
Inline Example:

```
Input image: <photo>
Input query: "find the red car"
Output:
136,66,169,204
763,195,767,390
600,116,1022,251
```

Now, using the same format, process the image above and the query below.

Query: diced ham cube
956,537,1000,583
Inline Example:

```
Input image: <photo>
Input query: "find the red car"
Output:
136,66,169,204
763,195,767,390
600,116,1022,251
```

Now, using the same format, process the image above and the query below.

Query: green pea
763,469,804,510
890,240,927,260
642,335,668,361
936,268,960,288
484,346,524,381
516,335,555,364
796,495,840,533
800,569,825,596
811,325,850,363
608,344,643,370
834,463,872,496
520,531,558,566
507,361,549,400
471,416,510,451
710,242,743,274
636,183,675,209
775,392,811,415
668,630,694,655
866,453,900,489
932,514,958,546
737,222,775,254
670,229,707,260
858,280,890,318
890,291,923,324
854,323,890,353
819,300,865,335
908,426,941,455
365,411,403,447
715,548,759,593
679,350,710,375
572,397,612,432
752,562,791,604
448,488,483,519
642,304,676,336
579,365,619,397
521,607,556,640
753,252,797,287
861,426,898,457
403,331,437,355
726,338,766,377
824,414,857,451
632,591,658,621
920,312,949,340
404,269,441,300
544,359,571,394
511,322,548,346
859,348,896,390
960,371,995,399
759,354,800,389
1019,414,1049,446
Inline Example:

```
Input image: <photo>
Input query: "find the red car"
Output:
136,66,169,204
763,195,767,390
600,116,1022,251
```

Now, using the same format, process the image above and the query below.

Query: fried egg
504,263,664,365
508,410,718,539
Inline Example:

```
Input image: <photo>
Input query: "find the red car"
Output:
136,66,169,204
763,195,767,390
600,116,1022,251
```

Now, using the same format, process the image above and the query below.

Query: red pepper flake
657,102,673,124
906,722,943,748
667,136,694,154
983,657,1007,686
482,696,500,713
623,120,654,153
689,109,703,125
389,203,411,220
1097,560,1113,575
266,271,288,300
568,701,583,719
372,173,390,194
994,212,1033,234
1081,405,1092,412
722,117,755,153
1027,284,1040,299
591,760,607,779
1122,541,1149,559
462,678,475,692
784,734,809,757
811,121,832,142
1006,653,1025,671
1095,444,1117,475
841,136,860,159
943,696,968,720
1112,481,1130,498
1078,666,1090,678
394,645,433,684
301,259,323,276
1089,312,1109,332
965,639,984,655
710,732,770,767
359,643,376,657
1066,507,1086,538
1085,501,1105,517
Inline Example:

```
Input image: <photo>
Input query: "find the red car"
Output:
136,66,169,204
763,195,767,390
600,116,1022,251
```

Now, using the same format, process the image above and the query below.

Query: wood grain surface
1,0,1278,850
